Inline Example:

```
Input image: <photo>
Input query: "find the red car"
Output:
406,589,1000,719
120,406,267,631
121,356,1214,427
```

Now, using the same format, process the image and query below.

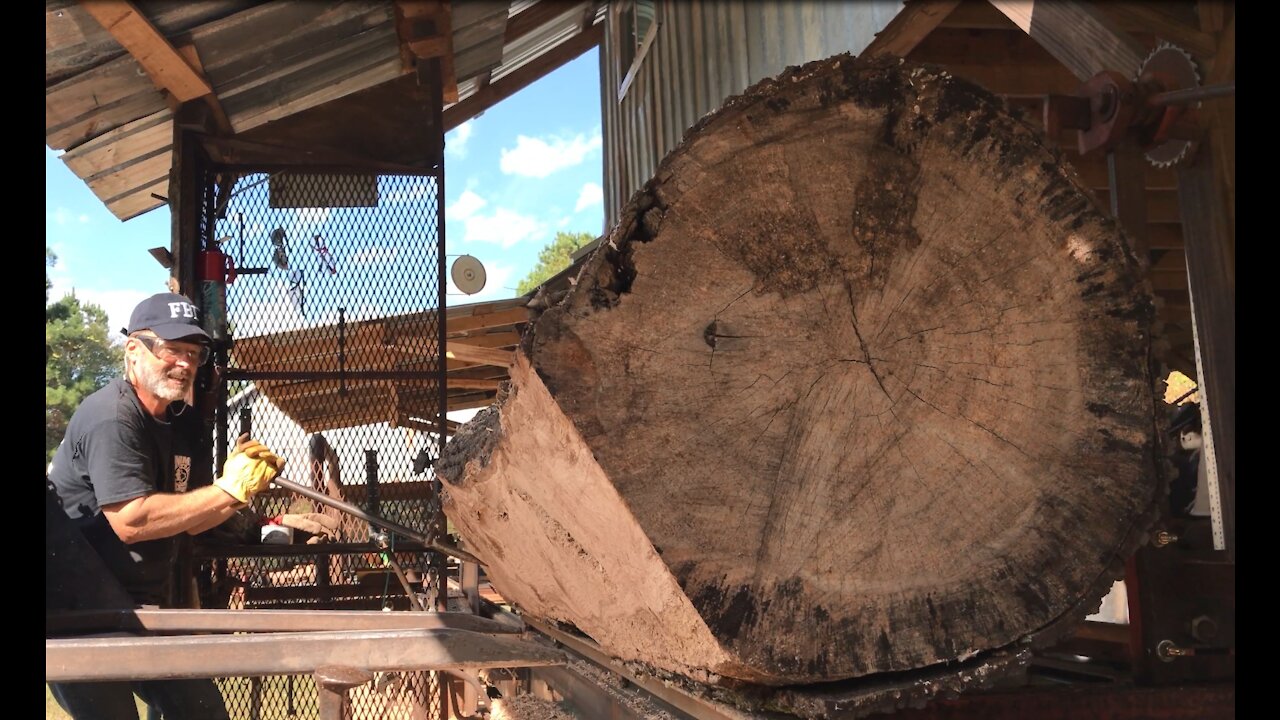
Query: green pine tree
46,248,123,462
516,231,595,296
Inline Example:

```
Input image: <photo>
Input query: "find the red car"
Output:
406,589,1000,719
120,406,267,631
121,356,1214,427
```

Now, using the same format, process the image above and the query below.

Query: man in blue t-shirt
47,292,286,720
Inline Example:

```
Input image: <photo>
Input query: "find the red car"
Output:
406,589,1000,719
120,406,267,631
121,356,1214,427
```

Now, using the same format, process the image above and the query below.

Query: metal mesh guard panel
207,170,447,720
214,671,443,720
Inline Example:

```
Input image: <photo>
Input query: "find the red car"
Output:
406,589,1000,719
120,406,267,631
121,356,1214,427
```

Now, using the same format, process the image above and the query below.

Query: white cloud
382,180,432,205
47,283,155,342
461,208,548,249
77,214,90,224
446,121,474,160
499,131,603,178
447,190,487,220
574,182,603,212
50,207,73,226
293,207,330,230
350,245,399,266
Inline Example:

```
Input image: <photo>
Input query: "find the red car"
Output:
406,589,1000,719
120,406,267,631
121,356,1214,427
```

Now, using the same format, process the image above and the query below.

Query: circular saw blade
1139,42,1201,168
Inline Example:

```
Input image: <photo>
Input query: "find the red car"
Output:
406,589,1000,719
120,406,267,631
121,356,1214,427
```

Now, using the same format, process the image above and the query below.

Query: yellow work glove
214,434,286,504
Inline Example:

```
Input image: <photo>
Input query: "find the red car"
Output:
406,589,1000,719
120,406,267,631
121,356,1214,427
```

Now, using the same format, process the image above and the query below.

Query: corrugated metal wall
600,0,903,226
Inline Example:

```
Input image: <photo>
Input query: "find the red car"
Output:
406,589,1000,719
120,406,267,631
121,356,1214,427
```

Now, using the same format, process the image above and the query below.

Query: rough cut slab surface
438,54,1161,692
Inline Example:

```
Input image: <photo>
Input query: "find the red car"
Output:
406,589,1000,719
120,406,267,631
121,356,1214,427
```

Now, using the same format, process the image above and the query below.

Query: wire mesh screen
212,671,444,720
203,169,447,719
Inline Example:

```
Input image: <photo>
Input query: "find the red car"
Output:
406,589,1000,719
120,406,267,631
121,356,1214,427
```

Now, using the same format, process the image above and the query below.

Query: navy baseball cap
125,293,210,343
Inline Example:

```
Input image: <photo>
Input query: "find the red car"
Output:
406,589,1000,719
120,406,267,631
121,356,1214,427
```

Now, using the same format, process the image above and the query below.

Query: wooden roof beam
861,0,963,59
987,1,1147,80
79,0,232,135
80,1,212,102
1096,3,1216,60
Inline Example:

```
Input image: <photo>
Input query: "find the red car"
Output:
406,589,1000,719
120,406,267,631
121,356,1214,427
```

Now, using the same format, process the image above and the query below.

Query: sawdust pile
564,659,679,720
489,694,578,720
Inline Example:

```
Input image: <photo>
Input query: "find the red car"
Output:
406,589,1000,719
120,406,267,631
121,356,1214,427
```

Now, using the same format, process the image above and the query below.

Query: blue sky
46,49,605,336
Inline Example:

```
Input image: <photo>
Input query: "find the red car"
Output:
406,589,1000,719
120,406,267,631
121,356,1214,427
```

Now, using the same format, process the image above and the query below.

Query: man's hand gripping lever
214,433,287,504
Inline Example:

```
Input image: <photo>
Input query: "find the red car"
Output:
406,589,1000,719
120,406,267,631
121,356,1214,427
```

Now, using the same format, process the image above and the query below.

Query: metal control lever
271,476,481,565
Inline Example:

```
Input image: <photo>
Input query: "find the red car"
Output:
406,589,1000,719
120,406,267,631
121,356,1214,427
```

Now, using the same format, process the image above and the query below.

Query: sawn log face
438,55,1161,686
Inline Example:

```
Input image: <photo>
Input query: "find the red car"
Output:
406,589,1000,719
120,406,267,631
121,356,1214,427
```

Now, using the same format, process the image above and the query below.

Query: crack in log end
435,403,504,487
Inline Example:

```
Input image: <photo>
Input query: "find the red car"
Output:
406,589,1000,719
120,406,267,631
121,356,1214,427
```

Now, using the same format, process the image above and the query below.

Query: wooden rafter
446,307,531,337
1097,3,1215,60
860,0,963,59
78,1,234,139
987,0,1147,80
445,342,515,367
445,22,602,132
79,0,212,102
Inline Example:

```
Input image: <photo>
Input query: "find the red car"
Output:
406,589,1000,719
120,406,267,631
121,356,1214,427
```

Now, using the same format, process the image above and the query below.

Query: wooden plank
46,55,168,150
987,0,1148,80
61,112,172,178
450,331,521,349
1198,0,1225,32
106,177,169,222
1098,2,1215,60
175,42,234,135
1093,189,1180,224
437,1,458,103
1202,13,1234,236
46,1,244,86
446,378,503,391
1149,273,1189,292
860,0,964,59
86,152,170,204
1176,136,1234,560
79,0,214,102
446,394,499,413
446,307,531,335
1147,223,1183,250
444,23,602,132
931,62,1082,96
445,343,515,367
908,26,1062,67
1067,152,1178,190
1149,250,1185,274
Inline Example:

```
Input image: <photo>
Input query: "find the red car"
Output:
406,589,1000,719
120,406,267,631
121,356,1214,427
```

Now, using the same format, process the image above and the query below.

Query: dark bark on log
438,54,1162,698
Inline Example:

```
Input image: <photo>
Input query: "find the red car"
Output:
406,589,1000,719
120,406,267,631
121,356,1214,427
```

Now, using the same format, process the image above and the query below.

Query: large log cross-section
439,54,1162,694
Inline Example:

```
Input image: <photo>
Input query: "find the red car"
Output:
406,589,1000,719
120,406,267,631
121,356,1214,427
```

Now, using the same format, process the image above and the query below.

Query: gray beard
134,358,193,403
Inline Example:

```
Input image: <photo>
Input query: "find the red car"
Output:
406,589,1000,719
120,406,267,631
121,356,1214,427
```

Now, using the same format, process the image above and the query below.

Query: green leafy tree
46,250,122,462
516,231,595,296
